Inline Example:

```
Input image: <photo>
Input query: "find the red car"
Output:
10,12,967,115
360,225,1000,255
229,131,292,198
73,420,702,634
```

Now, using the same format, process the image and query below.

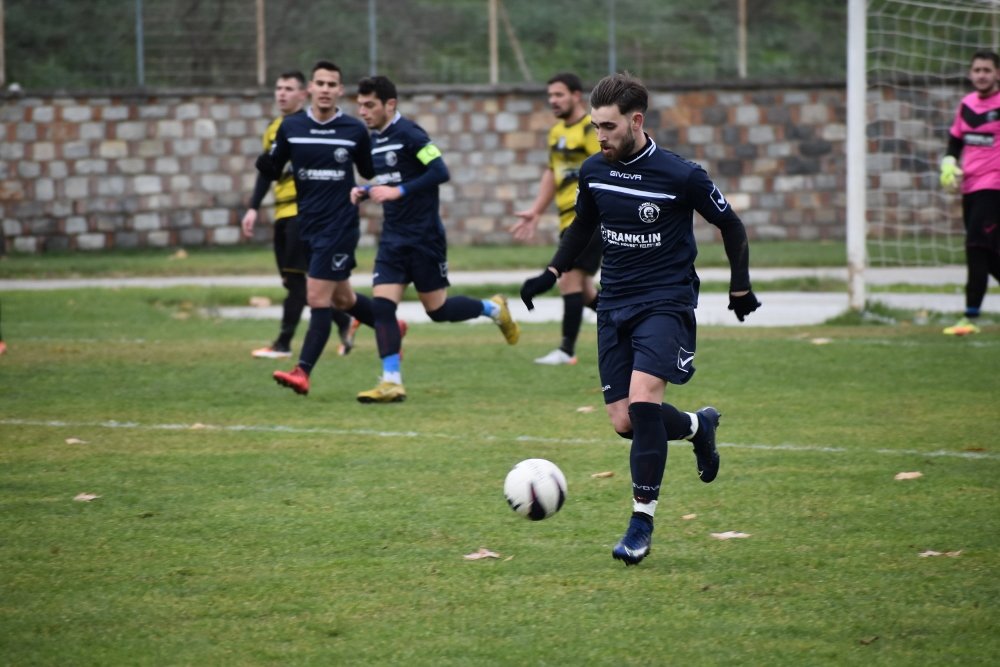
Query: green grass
0,240,851,279
1,286,998,666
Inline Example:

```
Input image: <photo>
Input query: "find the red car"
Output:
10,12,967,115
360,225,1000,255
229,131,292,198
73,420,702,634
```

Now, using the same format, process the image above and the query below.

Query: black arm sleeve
549,216,599,275
402,156,450,195
946,134,962,159
715,210,752,292
247,172,273,210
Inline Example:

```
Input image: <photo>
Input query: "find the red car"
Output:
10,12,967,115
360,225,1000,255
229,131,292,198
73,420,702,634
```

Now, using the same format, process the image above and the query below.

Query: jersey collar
306,106,344,124
620,133,656,166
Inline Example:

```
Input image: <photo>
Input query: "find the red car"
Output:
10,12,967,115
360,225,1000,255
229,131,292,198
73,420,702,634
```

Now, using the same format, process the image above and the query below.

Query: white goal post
847,0,1000,310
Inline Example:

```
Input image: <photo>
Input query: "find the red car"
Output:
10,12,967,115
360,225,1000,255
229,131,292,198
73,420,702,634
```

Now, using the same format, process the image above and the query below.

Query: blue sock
427,295,484,322
629,401,668,503
481,299,499,318
298,307,332,373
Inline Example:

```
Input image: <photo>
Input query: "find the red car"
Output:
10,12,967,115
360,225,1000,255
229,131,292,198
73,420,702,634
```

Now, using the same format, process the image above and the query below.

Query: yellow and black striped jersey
549,114,601,231
263,116,297,220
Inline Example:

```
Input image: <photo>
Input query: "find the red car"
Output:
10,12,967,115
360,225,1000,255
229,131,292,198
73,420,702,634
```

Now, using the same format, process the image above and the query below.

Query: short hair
589,72,648,115
971,49,1000,68
547,72,583,93
357,75,398,103
311,60,342,77
278,70,306,87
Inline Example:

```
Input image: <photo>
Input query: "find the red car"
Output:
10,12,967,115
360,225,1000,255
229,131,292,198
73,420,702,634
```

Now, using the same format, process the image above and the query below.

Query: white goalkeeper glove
939,156,962,191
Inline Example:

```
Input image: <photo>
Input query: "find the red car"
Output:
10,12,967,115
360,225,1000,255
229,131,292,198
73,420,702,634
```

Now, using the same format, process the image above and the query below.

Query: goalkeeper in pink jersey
940,49,1000,336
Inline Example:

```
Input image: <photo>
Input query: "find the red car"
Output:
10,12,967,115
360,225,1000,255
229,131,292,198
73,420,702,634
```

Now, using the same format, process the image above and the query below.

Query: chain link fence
5,0,846,90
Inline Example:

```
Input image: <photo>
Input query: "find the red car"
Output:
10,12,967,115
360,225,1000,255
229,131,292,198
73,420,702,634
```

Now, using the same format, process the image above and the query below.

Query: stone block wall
1,82,868,253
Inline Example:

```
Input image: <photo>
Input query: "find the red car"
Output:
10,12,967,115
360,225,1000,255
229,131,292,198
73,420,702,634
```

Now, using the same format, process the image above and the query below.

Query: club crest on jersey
638,202,660,223
334,147,349,163
385,151,398,167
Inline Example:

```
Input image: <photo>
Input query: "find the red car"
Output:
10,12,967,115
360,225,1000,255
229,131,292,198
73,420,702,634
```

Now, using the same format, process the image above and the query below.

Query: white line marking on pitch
2,418,997,461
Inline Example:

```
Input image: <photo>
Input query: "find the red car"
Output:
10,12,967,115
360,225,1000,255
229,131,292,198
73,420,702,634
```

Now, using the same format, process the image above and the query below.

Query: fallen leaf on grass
576,406,595,413
169,249,188,260
810,337,833,345
682,513,697,521
189,423,209,430
894,471,923,480
711,531,751,540
918,550,962,558
464,548,501,561
859,636,879,645
249,296,272,308
65,438,88,445
590,471,614,478
73,493,101,502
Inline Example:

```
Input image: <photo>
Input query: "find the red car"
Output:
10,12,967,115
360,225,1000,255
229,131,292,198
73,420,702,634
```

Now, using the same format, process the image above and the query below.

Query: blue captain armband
397,185,407,197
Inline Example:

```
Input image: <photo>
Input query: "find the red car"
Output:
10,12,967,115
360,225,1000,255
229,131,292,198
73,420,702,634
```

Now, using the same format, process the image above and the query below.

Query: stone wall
1,82,855,253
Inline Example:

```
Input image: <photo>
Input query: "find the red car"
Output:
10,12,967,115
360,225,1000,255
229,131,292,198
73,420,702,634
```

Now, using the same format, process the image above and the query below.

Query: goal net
865,0,1000,267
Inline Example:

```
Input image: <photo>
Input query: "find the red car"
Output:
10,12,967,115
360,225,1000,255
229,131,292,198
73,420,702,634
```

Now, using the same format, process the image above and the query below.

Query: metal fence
4,0,847,91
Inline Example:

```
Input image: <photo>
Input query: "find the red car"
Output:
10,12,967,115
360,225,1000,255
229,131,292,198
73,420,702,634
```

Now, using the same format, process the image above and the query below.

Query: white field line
2,418,997,461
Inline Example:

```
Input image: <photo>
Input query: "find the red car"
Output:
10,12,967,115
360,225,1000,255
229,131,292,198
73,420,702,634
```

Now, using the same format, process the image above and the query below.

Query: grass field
1,256,998,665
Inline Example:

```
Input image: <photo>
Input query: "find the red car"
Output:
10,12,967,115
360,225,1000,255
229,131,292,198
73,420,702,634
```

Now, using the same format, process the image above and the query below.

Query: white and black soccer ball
503,458,567,520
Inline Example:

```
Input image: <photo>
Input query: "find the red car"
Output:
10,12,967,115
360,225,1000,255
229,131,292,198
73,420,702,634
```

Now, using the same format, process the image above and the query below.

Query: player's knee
426,305,449,322
372,296,397,320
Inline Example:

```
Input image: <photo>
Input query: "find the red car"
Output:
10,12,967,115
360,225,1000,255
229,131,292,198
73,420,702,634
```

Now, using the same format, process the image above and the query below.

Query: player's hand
940,156,962,191
255,152,279,180
369,185,403,203
728,290,761,322
350,186,370,205
240,209,257,238
520,268,558,311
511,210,540,241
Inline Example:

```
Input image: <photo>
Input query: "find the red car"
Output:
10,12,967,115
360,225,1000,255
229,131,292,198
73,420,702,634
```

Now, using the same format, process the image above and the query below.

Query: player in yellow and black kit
242,70,353,358
512,72,602,365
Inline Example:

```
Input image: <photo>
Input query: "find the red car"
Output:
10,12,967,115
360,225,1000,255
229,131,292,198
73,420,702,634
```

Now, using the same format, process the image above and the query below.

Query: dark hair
357,75,398,103
589,72,648,115
971,49,1000,68
278,70,306,87
311,60,342,77
547,72,583,93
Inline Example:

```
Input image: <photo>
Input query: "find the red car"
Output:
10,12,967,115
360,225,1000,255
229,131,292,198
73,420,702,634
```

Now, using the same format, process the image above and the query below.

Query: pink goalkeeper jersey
949,89,1000,193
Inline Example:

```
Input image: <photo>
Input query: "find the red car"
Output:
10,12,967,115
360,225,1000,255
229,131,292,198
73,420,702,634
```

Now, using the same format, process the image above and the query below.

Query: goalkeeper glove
255,152,280,180
939,156,962,191
520,268,559,311
728,290,761,322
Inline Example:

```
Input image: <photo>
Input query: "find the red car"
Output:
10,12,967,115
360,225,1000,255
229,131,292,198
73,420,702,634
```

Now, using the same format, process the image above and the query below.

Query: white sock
382,371,402,384
633,499,657,517
686,412,699,440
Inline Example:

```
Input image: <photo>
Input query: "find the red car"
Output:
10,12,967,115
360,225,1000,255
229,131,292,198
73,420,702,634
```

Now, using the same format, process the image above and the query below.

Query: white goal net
865,0,1000,267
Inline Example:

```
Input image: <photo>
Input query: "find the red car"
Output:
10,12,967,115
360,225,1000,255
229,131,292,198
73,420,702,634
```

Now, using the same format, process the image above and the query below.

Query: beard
603,126,637,163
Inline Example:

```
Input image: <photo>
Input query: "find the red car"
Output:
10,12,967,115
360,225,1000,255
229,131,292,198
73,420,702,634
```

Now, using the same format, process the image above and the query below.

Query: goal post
848,0,1000,310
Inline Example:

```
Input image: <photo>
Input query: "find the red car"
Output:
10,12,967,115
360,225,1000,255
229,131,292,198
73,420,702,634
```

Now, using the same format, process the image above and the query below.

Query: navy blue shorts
273,216,309,275
304,230,359,282
373,238,451,293
597,302,698,404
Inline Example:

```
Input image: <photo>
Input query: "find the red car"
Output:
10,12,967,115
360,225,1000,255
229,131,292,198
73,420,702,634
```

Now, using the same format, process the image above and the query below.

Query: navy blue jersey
269,108,374,243
566,136,750,310
369,113,449,245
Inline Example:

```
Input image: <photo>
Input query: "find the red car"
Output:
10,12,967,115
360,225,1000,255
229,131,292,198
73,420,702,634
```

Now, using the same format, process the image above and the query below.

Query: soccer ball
503,458,567,520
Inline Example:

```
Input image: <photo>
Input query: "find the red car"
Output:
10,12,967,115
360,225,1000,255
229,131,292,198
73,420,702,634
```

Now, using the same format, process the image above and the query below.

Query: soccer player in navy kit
241,70,355,361
256,60,379,396
351,75,520,403
521,73,762,566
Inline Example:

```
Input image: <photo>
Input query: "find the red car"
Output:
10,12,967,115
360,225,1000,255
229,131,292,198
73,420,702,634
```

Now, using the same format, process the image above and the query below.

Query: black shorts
597,302,697,404
304,231,359,282
373,237,451,293
273,216,309,275
562,225,602,275
963,189,1000,254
